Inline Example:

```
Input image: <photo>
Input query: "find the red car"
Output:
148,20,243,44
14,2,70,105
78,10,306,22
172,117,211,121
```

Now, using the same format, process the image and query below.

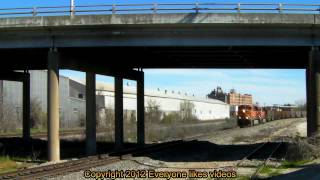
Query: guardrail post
195,2,199,13
237,3,241,13
278,3,283,13
153,3,158,14
112,4,116,14
32,7,37,16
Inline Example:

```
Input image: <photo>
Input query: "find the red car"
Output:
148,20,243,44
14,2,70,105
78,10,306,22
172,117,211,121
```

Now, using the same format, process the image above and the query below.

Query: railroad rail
0,3,320,17
237,141,284,179
0,140,184,180
0,128,107,139
0,132,213,179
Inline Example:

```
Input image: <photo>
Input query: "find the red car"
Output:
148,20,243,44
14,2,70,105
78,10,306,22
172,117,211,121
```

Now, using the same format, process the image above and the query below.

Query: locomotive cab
237,105,266,127
237,105,253,126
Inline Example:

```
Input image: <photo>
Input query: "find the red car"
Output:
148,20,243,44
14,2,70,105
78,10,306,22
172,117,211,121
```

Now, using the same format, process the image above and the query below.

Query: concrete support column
47,50,60,161
307,47,320,137
137,72,145,145
23,72,30,140
115,77,124,149
86,72,96,155
0,80,3,125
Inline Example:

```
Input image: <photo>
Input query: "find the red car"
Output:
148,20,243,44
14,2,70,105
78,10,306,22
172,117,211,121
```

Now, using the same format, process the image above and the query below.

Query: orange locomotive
237,105,266,127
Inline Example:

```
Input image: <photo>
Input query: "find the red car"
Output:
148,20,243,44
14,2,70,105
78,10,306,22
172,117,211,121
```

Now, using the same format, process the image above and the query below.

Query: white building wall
98,84,230,121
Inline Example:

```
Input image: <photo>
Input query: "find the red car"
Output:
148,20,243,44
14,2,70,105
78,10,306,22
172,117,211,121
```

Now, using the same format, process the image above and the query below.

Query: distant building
208,87,253,106
207,86,227,103
227,89,253,106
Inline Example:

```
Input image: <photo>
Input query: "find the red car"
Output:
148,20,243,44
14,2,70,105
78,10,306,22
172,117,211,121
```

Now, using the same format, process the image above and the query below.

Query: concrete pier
22,72,30,140
86,72,96,155
47,50,60,161
115,77,124,149
307,47,320,137
137,72,145,145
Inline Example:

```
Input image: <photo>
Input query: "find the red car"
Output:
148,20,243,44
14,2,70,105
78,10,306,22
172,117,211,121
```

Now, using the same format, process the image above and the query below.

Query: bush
285,136,320,161
0,102,19,133
161,112,181,124
30,98,46,129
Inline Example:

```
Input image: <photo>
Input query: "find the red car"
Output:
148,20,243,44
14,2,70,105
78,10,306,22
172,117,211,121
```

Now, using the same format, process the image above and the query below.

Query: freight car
237,105,306,127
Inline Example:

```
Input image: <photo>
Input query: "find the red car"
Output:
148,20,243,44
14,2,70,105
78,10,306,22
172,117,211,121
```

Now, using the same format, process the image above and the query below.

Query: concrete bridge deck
0,13,319,49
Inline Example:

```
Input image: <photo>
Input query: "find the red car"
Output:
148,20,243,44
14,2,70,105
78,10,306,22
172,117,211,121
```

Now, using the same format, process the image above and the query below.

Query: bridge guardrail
0,3,320,17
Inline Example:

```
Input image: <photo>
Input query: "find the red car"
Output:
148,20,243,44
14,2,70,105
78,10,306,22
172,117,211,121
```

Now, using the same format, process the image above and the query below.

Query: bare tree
180,100,196,122
145,99,162,123
295,99,306,111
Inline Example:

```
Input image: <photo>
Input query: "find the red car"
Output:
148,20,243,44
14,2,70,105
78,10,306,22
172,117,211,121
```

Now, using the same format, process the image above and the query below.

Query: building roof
69,77,227,105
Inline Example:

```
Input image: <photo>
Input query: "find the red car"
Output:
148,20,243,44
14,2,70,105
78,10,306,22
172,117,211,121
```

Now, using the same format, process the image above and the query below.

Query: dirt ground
46,118,314,180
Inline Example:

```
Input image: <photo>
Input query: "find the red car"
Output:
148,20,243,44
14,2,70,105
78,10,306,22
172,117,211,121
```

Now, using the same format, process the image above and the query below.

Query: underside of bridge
0,46,310,70
0,45,318,162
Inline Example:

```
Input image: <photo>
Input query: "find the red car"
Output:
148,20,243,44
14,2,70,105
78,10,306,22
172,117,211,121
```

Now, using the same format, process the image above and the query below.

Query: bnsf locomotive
237,105,306,127
237,105,266,126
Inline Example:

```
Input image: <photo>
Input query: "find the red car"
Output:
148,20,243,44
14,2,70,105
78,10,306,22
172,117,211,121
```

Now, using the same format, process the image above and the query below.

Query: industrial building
0,71,230,130
208,87,253,106
227,89,253,106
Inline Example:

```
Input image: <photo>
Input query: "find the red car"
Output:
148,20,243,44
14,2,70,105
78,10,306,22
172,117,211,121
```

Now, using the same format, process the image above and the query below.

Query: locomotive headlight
242,109,246,113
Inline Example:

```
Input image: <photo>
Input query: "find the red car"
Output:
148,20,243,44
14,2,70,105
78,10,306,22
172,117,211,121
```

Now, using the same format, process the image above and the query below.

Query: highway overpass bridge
0,2,319,161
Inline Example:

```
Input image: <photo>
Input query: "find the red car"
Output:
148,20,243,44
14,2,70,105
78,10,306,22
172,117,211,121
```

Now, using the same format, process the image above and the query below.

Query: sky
1,0,310,105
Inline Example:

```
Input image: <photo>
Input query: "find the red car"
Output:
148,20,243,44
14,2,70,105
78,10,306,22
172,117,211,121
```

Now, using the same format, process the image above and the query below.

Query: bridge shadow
0,137,137,162
0,138,287,163
267,164,320,179
132,140,287,162
178,13,211,23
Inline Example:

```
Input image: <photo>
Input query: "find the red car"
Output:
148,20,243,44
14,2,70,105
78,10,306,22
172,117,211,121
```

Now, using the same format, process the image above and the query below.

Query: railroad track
0,139,187,180
0,131,215,180
0,129,107,139
236,141,283,179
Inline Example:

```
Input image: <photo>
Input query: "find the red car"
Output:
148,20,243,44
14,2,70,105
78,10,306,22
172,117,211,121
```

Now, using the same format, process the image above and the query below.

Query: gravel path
46,118,306,180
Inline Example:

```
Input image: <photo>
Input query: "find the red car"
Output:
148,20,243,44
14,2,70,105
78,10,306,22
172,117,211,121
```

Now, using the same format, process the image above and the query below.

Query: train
237,104,306,127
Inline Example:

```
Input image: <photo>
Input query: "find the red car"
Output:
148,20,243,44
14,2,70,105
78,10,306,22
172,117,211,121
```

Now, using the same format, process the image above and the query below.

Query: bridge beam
137,71,145,145
86,72,97,155
307,47,320,137
115,77,124,149
23,72,31,140
47,50,60,161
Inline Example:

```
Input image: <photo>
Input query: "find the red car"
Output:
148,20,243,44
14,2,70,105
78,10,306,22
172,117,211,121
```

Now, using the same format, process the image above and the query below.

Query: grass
260,166,282,176
236,176,250,180
0,155,36,174
0,127,85,136
0,156,23,174
259,160,312,178
280,159,312,168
